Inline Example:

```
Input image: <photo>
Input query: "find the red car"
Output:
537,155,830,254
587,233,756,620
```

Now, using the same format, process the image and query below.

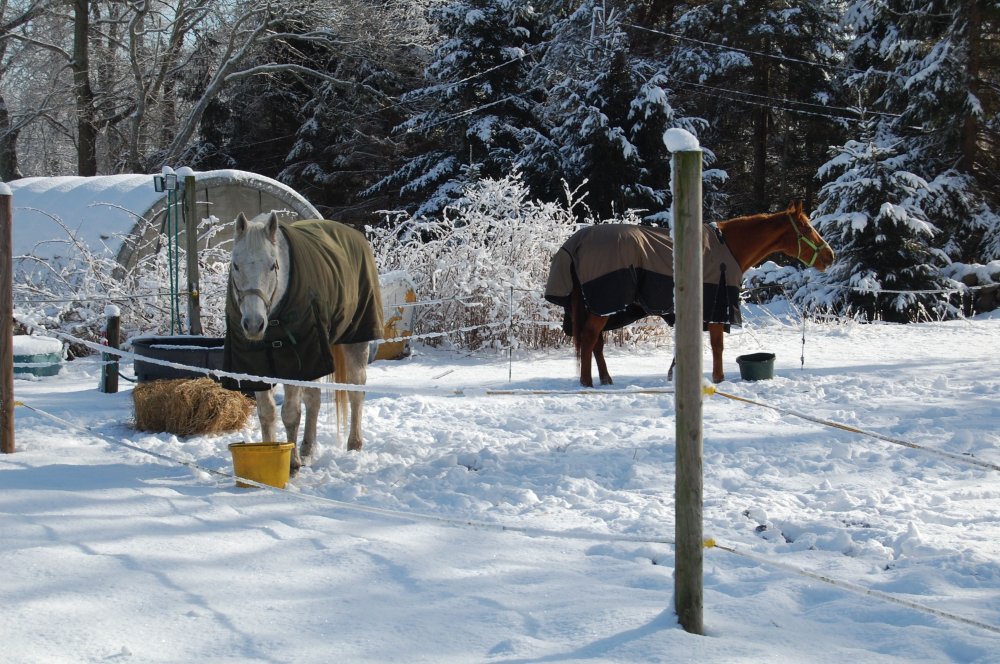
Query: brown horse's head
785,200,835,271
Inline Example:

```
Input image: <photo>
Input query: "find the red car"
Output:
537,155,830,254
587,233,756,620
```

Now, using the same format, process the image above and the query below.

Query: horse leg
708,323,725,383
335,342,369,451
281,384,304,474
593,329,612,385
255,388,279,442
667,356,676,381
299,385,321,461
578,314,608,387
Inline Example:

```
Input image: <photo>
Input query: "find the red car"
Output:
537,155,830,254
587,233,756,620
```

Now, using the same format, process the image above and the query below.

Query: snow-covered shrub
13,214,233,351
939,261,1000,315
369,173,584,351
743,258,1000,322
368,171,681,352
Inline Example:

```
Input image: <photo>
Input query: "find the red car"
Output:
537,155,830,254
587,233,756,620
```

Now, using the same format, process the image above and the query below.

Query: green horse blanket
223,219,383,392
544,223,742,332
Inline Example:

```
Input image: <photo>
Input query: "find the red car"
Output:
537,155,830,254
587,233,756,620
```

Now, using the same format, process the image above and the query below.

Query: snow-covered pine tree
525,0,694,221
811,114,958,321
844,0,1000,263
364,0,546,218
668,0,847,215
277,55,417,221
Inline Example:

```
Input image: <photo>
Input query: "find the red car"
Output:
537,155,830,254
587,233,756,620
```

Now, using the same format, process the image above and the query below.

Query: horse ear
235,212,249,237
266,212,279,241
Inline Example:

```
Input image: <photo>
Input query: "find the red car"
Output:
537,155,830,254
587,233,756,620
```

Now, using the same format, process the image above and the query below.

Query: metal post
672,146,704,634
183,175,202,335
1,186,14,453
171,188,181,333
100,308,120,394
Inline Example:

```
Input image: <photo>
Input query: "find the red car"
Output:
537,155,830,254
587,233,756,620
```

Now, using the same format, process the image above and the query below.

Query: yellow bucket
228,442,295,488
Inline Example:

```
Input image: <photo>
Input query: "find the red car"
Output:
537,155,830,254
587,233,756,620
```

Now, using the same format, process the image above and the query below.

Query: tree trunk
0,95,22,181
73,0,98,176
959,0,982,177
751,47,770,212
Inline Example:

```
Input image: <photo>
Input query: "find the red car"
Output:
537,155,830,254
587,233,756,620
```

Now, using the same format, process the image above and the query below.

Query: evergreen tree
365,0,547,218
178,21,323,181
175,5,426,223
812,115,957,321
277,50,418,222
843,0,1000,262
668,0,848,215
524,0,700,220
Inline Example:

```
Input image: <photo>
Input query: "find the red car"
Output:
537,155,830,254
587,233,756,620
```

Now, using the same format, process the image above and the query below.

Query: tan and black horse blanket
223,219,383,392
544,223,742,332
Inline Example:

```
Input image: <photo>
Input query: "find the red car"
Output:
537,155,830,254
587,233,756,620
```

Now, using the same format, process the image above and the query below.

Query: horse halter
789,215,830,268
230,261,280,312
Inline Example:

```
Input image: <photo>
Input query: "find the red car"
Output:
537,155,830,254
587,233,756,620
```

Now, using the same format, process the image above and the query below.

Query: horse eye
233,265,240,272
270,262,278,272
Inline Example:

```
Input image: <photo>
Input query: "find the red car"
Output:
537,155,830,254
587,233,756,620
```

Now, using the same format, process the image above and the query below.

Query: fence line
13,289,483,309
15,399,674,546
705,538,1000,636
24,326,1000,476
13,290,189,305
708,387,1000,473
38,327,652,399
13,396,1000,637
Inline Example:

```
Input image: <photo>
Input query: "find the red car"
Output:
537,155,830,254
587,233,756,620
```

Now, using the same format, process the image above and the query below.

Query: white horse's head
230,211,283,341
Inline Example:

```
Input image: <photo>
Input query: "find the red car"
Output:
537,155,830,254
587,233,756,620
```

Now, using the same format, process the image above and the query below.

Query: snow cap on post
663,128,701,153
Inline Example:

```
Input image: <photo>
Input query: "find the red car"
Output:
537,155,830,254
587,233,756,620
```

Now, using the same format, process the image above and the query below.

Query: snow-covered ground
3,307,999,663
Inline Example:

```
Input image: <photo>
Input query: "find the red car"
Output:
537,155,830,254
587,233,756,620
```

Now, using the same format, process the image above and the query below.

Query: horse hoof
347,441,362,452
600,377,613,385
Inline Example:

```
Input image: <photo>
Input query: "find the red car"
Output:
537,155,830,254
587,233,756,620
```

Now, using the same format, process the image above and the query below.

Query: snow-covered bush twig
13,212,235,350
369,173,582,351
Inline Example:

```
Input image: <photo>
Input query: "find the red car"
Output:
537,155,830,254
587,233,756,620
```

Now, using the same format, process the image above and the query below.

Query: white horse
226,211,383,473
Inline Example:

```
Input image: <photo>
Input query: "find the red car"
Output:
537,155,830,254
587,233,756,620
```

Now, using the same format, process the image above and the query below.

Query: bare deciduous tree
2,0,427,176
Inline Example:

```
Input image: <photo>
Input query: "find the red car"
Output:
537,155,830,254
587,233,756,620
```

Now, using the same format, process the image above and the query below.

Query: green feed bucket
736,352,776,381
12,335,63,377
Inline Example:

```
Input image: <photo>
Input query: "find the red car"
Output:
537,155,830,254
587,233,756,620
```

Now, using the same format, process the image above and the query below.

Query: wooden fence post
1,184,14,454
669,132,704,635
100,307,120,394
183,174,203,335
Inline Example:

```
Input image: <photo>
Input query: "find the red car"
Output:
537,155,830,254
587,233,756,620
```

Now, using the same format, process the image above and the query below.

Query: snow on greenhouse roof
8,169,314,260
11,173,161,261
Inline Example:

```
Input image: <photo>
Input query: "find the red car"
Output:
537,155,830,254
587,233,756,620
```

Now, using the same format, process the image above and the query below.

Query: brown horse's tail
331,344,348,440
569,271,587,364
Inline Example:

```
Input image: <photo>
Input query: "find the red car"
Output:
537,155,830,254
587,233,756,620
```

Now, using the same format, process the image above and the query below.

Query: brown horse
545,201,834,387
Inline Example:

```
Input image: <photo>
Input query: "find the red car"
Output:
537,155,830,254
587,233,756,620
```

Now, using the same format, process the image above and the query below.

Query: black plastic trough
131,335,225,383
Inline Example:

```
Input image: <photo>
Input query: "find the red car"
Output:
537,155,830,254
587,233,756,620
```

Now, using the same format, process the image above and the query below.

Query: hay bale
133,377,255,435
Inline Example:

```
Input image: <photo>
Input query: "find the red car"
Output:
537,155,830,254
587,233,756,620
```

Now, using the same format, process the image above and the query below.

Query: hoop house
9,169,320,277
